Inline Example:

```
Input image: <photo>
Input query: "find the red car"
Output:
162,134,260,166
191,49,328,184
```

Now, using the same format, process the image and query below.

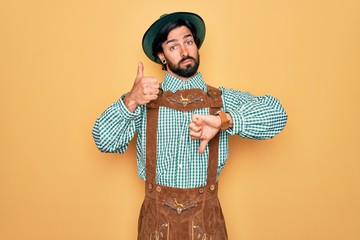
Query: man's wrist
215,111,230,131
123,93,138,113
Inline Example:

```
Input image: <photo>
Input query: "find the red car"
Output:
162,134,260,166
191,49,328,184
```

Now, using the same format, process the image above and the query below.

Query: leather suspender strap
206,85,222,190
145,100,160,187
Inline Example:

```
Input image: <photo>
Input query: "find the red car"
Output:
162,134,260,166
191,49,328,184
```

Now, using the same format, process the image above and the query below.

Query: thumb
198,139,209,154
136,61,144,80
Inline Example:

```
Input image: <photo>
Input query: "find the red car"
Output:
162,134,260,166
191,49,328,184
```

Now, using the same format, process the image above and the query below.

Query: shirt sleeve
92,95,142,153
220,87,288,140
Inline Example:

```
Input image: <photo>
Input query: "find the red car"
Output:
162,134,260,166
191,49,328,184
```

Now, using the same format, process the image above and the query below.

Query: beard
166,54,200,78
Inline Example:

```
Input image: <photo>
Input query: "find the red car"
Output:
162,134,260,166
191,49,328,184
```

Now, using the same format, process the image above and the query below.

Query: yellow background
1,0,359,239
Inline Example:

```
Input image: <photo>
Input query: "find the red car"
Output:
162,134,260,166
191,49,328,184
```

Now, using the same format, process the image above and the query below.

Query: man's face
158,26,200,80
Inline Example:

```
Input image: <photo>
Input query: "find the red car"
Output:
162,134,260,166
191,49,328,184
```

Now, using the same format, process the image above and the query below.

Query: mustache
179,56,196,64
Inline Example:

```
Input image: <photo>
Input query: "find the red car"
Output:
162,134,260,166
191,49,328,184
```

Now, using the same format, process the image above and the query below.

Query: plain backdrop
1,0,359,239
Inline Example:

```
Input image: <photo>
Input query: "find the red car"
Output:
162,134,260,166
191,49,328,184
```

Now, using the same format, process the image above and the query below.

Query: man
92,12,287,240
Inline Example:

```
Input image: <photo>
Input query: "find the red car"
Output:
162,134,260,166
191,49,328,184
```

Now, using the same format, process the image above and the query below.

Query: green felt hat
142,12,206,64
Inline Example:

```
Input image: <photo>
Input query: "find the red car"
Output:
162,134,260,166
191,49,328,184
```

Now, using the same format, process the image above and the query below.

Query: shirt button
210,184,215,191
198,188,204,194
156,186,162,192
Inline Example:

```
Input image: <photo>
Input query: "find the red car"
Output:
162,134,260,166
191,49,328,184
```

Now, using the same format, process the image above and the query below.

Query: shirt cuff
225,109,243,135
115,94,141,120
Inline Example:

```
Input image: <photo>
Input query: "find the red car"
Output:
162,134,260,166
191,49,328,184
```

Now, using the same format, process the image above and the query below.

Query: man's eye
186,40,194,45
169,45,177,51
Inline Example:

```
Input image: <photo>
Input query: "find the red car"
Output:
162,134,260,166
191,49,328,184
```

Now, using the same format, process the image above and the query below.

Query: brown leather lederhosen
137,86,228,240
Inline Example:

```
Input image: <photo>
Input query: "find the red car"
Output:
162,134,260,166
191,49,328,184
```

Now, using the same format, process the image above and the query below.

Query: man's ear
157,53,165,63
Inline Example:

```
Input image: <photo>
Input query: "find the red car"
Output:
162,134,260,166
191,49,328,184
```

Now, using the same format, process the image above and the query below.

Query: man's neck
166,71,198,81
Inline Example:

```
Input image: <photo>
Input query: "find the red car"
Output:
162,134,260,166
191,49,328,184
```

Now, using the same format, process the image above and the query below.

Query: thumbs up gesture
123,62,160,112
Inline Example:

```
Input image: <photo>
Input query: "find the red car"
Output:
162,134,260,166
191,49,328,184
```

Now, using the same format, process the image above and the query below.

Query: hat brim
142,12,205,64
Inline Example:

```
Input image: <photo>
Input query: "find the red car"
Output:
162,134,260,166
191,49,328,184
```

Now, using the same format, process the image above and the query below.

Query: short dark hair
151,18,200,64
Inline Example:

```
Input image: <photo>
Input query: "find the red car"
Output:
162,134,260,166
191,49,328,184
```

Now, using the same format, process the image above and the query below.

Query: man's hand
189,114,222,154
123,61,160,112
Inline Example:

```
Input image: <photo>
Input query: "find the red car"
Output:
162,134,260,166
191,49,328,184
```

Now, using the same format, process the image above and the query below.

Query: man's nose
179,44,189,57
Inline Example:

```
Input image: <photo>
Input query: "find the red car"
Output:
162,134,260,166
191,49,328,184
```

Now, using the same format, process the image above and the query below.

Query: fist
189,114,222,154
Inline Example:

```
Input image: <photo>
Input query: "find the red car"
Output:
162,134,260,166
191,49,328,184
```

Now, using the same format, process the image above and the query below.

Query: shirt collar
161,72,207,92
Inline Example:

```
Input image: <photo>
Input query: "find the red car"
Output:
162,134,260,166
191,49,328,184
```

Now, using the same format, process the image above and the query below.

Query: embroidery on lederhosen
166,92,204,106
162,198,197,214
192,221,212,240
150,222,169,240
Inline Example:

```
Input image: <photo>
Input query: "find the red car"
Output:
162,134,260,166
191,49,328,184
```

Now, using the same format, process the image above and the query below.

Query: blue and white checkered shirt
92,72,287,188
